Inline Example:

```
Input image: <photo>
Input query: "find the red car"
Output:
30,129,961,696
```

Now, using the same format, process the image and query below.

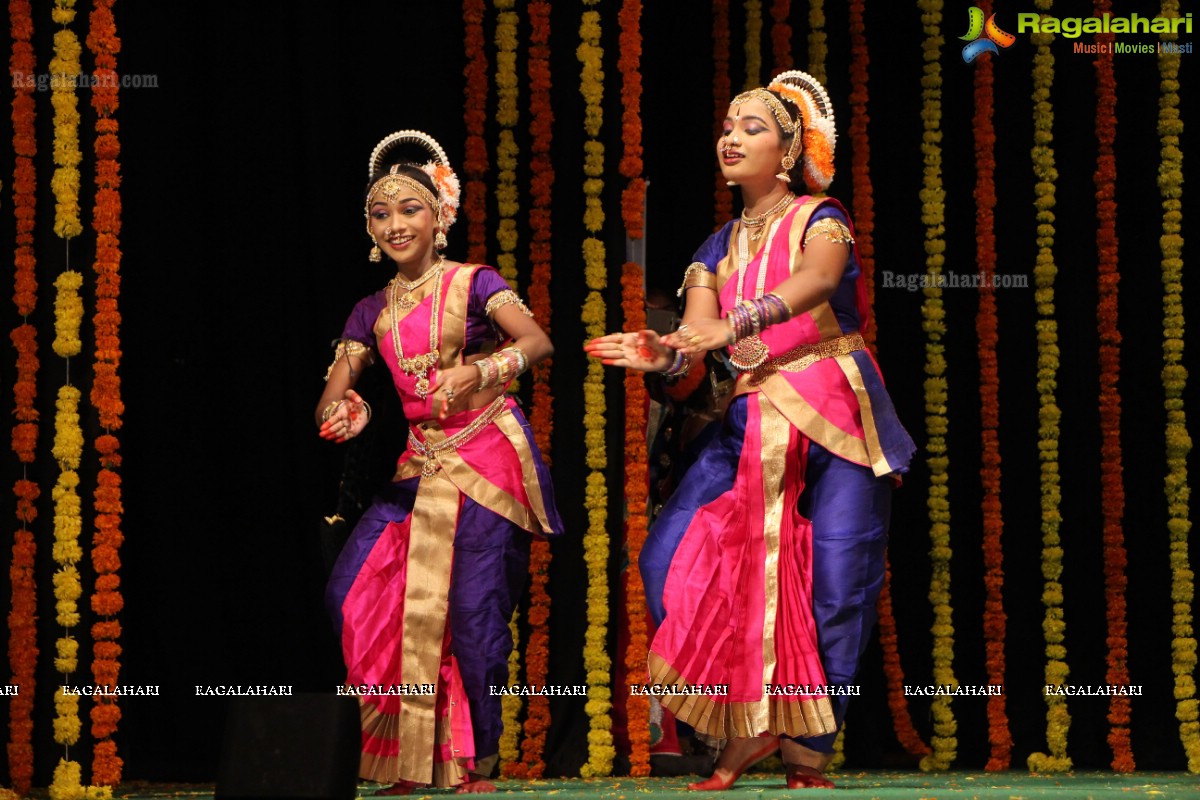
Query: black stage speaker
215,693,360,800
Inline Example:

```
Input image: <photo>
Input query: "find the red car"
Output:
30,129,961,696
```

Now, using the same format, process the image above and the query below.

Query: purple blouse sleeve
340,290,386,347
465,266,516,353
807,204,850,232
691,220,736,272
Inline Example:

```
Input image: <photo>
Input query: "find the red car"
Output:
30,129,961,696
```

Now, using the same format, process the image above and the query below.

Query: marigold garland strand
49,0,83,240
498,610,522,771
615,0,651,776
47,4,94,797
969,0,1012,771
507,0,557,778
1025,0,1072,772
7,0,40,793
463,0,489,264
712,0,733,226
87,0,126,784
743,0,763,89
1091,0,1133,772
807,0,826,85
916,0,957,772
770,0,792,72
578,0,614,778
1158,0,1200,773
494,0,519,287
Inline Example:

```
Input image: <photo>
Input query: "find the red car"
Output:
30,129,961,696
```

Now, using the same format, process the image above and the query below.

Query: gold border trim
646,652,836,739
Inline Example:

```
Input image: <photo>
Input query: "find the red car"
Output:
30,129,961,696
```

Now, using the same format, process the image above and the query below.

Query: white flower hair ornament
421,161,461,229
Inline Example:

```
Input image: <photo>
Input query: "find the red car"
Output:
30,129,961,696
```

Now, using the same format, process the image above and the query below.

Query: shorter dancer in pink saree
318,131,562,795
587,71,914,790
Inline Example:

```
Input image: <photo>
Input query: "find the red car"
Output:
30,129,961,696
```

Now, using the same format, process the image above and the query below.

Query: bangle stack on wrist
661,348,692,377
725,292,794,345
475,346,529,391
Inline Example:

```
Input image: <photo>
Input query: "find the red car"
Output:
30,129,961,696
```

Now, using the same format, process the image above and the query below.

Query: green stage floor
104,772,1200,799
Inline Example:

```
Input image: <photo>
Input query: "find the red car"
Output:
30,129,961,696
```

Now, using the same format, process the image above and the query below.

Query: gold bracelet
321,400,343,422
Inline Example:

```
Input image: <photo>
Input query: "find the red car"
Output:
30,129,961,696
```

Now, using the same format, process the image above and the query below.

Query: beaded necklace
729,219,782,371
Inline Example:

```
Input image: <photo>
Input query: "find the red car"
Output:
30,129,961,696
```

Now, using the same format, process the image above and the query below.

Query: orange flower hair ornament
767,69,837,192
366,129,462,229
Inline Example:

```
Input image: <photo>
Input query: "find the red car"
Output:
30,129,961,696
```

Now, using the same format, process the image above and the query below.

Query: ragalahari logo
961,7,1016,62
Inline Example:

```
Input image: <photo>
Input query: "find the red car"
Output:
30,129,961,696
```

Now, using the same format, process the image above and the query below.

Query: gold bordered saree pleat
647,394,835,740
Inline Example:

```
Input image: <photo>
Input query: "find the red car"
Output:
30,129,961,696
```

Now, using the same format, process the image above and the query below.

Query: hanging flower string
916,0,957,772
770,0,792,72
498,610,522,771
1025,0,1072,772
743,0,762,89
47,4,99,797
712,0,732,226
1091,0,1133,772
7,0,39,793
87,0,127,785
972,0,1011,770
1158,0,1199,774
617,0,650,777
50,0,83,240
462,0,489,264
508,0,556,777
807,0,826,85
877,562,931,757
578,0,614,778
494,0,519,287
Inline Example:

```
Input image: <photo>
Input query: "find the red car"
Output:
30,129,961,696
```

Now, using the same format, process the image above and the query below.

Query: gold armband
677,262,718,297
324,339,374,381
803,217,855,247
485,289,534,319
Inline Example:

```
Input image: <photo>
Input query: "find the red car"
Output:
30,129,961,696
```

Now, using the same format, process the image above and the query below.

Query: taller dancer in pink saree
587,72,914,790
317,131,562,795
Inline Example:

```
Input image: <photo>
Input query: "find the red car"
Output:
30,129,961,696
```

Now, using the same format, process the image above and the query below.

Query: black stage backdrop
1,0,1198,785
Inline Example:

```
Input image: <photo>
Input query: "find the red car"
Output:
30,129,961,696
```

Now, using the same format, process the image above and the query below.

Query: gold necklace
392,262,443,311
740,192,795,241
388,260,444,399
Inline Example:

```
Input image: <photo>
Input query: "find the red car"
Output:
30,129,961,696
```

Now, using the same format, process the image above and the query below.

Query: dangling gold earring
434,230,448,251
776,155,796,183
369,238,382,262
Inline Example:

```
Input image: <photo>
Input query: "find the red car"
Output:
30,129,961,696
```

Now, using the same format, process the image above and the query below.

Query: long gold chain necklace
388,259,444,399
728,219,782,371
740,192,795,241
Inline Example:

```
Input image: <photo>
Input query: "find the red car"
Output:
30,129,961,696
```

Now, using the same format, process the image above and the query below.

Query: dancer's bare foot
785,763,835,789
455,777,497,793
687,735,779,791
780,739,835,789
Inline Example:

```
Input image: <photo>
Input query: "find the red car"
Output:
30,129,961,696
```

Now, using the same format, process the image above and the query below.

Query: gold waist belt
408,395,509,476
747,332,866,384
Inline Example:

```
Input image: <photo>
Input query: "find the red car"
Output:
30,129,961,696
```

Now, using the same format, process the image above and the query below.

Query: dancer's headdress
365,130,461,229
730,71,837,192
